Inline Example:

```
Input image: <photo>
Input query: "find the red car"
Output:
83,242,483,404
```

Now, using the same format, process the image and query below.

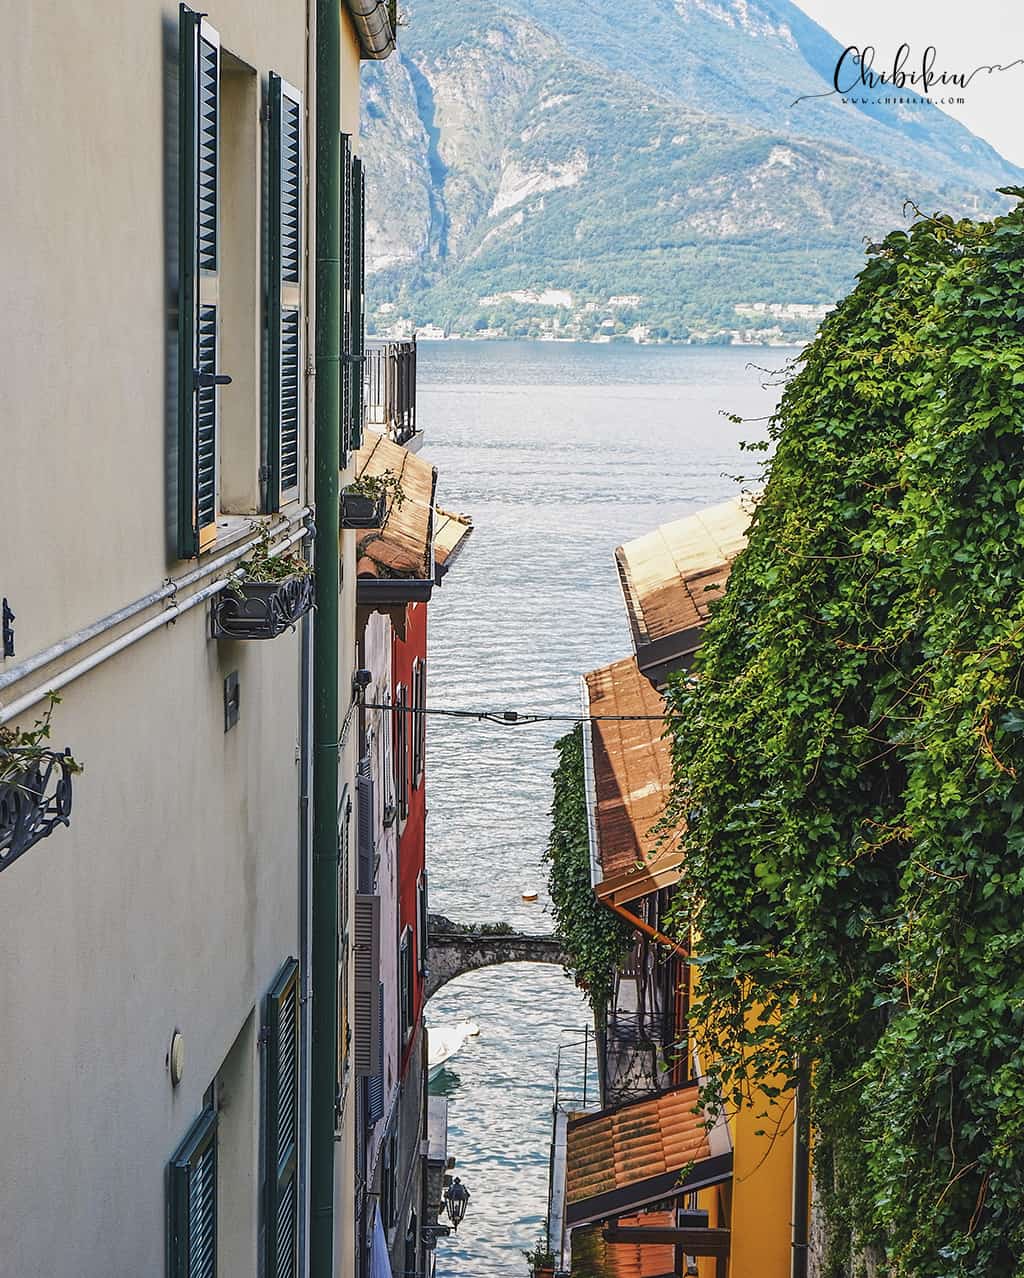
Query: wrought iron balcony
0,748,76,873
363,339,417,446
212,574,314,640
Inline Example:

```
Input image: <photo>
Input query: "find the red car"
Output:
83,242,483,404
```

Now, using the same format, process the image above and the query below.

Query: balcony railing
363,339,417,446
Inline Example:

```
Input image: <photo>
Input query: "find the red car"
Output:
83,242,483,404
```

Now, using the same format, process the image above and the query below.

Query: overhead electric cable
360,702,682,726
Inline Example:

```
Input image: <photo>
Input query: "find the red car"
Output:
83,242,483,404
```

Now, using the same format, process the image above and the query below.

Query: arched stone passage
426,913,568,1001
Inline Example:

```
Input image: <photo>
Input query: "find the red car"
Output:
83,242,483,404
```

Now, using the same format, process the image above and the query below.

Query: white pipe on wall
0,523,311,726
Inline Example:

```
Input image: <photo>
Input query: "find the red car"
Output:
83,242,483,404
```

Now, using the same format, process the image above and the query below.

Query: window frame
177,5,223,558
168,1104,218,1278
264,73,303,512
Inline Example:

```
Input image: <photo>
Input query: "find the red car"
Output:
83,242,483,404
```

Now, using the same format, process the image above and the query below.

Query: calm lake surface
420,341,795,1276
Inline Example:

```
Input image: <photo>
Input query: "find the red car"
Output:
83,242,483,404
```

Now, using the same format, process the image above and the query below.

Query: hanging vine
545,726,633,1011
665,190,1024,1276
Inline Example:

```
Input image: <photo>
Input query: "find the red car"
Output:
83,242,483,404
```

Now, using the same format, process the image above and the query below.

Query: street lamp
444,1177,470,1230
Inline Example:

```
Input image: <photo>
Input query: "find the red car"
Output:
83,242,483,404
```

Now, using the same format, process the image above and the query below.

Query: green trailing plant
347,467,406,510
234,525,312,586
0,694,82,784
523,1238,556,1270
664,190,1024,1276
545,726,633,1011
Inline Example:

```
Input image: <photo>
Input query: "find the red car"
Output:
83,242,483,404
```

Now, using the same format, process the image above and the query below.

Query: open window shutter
417,872,428,975
340,134,353,465
366,982,385,1125
336,794,352,1117
265,74,302,512
349,156,366,452
169,1106,218,1278
356,757,374,894
265,958,300,1278
177,5,221,558
353,893,381,1077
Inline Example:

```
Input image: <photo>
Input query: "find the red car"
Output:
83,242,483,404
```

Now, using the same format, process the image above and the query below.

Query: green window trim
265,957,300,1278
340,133,353,466
168,1105,218,1278
177,3,222,558
348,155,366,453
265,74,303,513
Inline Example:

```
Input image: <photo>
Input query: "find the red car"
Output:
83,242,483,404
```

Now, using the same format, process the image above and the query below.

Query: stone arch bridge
426,913,568,1001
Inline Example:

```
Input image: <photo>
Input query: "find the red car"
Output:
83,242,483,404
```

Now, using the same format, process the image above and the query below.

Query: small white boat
428,1019,480,1079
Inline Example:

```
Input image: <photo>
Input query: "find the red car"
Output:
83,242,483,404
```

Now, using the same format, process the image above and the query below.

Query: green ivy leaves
544,727,633,1013
664,197,1024,1276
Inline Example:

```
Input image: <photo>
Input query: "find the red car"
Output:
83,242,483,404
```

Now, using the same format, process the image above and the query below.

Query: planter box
340,490,386,530
212,573,314,641
0,749,75,873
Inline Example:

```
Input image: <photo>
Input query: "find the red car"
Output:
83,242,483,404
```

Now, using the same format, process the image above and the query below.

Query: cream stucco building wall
0,2,374,1274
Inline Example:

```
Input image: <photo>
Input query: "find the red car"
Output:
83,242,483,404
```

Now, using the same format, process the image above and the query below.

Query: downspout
310,0,341,1273
792,1058,811,1278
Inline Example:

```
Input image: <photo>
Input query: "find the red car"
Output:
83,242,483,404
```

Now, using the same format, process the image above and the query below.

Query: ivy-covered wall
545,726,633,1012
665,192,1024,1277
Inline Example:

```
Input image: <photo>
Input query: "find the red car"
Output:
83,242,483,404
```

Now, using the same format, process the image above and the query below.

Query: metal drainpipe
310,0,341,1272
298,605,314,1276
792,1058,811,1278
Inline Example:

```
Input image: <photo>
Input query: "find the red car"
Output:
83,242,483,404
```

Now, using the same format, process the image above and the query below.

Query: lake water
420,340,794,1276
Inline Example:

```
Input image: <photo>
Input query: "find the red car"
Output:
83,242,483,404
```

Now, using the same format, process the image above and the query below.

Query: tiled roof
433,506,474,577
570,1211,676,1278
354,430,436,580
615,496,753,657
565,1083,729,1226
584,657,681,890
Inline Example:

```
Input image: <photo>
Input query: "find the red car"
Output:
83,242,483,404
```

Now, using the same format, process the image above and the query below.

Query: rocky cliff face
360,0,1021,340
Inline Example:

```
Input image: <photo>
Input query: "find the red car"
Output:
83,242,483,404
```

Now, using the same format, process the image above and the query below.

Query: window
177,6,223,556
399,926,414,1041
393,684,409,823
411,659,426,788
264,959,300,1278
265,74,303,511
381,1127,398,1231
353,892,381,1078
336,792,352,1122
168,1104,218,1277
348,153,366,453
340,133,352,464
179,10,303,547
416,872,428,976
340,139,367,462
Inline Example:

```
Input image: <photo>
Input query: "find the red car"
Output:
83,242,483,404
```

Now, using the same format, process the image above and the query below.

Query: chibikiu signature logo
793,44,1024,108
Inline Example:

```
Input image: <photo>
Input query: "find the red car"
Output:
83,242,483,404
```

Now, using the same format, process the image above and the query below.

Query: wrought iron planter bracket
0,749,75,873
212,573,315,641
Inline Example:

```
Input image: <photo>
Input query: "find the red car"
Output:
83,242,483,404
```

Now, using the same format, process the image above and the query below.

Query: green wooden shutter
265,958,300,1278
353,893,381,1077
340,134,353,465
177,4,221,557
169,1106,218,1278
265,75,303,512
349,156,366,452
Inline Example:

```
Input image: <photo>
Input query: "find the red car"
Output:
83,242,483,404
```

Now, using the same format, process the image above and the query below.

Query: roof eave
357,577,434,604
344,0,397,59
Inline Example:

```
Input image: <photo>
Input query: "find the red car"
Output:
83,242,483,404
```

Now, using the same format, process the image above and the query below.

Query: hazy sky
792,1,1024,167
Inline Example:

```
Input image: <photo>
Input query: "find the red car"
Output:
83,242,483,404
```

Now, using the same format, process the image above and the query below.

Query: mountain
359,0,1022,342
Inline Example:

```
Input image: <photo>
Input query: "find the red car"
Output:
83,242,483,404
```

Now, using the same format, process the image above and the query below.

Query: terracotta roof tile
566,1085,711,1214
571,1211,677,1278
353,431,436,580
584,657,679,884
615,497,753,647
